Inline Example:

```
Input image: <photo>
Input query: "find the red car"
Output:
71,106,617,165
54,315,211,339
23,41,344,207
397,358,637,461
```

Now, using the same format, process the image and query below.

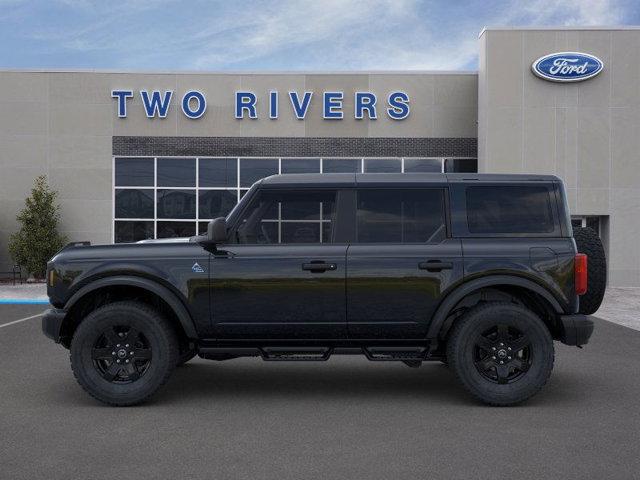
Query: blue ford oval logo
532,52,603,82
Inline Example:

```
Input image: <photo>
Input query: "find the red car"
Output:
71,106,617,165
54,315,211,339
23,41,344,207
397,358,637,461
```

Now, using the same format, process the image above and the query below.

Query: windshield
226,183,258,226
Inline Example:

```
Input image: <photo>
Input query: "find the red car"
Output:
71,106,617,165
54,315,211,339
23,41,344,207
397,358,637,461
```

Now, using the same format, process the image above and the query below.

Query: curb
0,299,50,305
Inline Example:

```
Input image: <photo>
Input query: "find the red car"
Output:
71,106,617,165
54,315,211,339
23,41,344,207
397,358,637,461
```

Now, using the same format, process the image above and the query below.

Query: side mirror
207,217,227,244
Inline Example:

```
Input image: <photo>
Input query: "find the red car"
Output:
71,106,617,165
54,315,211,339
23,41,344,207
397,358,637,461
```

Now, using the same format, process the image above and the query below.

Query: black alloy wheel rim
473,324,532,384
91,326,152,384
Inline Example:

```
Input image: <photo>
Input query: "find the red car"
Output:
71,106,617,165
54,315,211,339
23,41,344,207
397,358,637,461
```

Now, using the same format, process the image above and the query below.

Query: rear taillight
575,253,588,295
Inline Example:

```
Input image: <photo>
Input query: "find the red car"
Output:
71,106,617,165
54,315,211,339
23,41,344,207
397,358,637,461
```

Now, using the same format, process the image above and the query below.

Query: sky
0,0,638,71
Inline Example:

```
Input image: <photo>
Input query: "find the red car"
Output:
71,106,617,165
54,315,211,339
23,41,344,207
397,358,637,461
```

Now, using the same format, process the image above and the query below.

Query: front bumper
41,308,67,343
559,314,594,346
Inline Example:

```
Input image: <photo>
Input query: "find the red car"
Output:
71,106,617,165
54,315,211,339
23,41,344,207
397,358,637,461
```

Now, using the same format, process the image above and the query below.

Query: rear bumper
559,314,594,346
41,308,67,343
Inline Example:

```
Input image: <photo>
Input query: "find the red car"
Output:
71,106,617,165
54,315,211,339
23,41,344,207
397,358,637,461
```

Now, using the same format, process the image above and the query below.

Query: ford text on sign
531,52,603,82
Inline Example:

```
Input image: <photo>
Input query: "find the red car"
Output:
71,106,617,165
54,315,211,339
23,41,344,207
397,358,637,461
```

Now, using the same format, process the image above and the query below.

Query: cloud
187,0,629,70
3,0,634,70
507,0,624,26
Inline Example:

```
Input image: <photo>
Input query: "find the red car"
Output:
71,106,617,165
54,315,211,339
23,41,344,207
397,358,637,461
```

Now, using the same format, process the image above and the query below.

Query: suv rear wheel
447,302,554,406
70,301,178,406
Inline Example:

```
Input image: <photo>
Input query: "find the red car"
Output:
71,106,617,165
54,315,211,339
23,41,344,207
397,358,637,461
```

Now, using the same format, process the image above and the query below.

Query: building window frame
112,155,477,243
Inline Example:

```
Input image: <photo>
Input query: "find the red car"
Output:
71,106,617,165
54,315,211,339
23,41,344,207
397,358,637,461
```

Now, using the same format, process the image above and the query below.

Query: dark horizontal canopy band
113,136,477,158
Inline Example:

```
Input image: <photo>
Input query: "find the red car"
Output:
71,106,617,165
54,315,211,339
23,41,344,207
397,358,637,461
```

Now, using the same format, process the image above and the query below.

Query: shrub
8,175,67,279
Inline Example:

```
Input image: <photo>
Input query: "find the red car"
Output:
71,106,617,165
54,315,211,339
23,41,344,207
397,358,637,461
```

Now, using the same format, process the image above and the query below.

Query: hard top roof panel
259,172,560,188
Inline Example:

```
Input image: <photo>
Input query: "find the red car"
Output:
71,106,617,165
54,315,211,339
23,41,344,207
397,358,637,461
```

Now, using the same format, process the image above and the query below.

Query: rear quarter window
466,185,555,234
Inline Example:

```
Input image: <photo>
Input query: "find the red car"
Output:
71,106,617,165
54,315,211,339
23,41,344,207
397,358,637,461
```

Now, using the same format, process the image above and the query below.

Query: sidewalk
595,287,640,331
0,283,638,330
0,283,48,304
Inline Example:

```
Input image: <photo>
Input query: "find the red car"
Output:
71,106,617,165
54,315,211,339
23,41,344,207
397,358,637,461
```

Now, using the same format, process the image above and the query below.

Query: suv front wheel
70,301,178,406
447,302,554,406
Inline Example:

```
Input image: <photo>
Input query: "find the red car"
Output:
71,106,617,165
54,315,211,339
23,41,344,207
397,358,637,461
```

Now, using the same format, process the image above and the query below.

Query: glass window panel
281,158,320,174
357,189,446,243
114,221,154,243
157,189,196,219
445,158,478,173
282,223,320,243
198,190,238,219
199,158,238,187
157,158,196,187
322,222,332,243
157,221,196,239
115,189,154,218
281,198,322,221
364,158,401,173
466,186,554,234
198,222,210,235
322,158,360,173
240,158,279,187
404,158,442,173
235,190,336,244
115,158,154,186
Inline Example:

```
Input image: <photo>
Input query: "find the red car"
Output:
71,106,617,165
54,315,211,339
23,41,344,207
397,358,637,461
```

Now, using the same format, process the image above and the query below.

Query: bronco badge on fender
532,52,603,82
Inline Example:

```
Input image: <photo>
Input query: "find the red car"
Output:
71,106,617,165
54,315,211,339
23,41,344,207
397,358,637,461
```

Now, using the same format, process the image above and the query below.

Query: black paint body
46,173,582,351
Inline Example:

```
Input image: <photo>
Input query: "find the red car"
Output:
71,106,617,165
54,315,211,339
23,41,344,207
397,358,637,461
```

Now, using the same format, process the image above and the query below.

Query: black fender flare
426,275,564,340
64,275,198,339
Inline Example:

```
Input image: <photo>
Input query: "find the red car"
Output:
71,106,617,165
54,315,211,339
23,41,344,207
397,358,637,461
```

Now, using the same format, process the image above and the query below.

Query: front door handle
302,262,337,273
418,260,453,272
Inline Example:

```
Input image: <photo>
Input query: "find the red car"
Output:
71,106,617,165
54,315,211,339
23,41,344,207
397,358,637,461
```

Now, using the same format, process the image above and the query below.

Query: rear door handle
302,262,337,273
418,260,453,272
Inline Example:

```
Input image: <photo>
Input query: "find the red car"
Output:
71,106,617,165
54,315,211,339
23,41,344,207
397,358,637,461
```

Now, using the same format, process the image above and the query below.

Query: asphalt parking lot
1,304,639,480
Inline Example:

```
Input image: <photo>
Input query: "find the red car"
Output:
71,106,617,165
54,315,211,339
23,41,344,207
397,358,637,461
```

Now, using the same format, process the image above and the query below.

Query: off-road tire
70,301,178,406
573,226,606,314
447,302,554,406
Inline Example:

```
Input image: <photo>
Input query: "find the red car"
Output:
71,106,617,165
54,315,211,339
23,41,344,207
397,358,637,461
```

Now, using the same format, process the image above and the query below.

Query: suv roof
259,173,561,188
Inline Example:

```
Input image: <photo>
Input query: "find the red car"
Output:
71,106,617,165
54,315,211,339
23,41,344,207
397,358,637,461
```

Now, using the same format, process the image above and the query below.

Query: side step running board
363,347,428,361
260,347,332,361
198,346,434,362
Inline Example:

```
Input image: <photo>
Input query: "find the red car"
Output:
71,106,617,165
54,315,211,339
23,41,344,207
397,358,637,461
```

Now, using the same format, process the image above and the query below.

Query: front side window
356,189,446,243
234,190,337,244
466,186,555,234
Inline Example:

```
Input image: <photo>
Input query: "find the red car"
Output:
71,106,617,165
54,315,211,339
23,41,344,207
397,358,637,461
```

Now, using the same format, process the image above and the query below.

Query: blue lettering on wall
235,91,257,119
323,92,344,119
387,91,410,120
269,91,278,119
140,90,173,118
289,91,313,119
111,90,133,118
181,90,207,119
355,92,377,120
112,89,412,121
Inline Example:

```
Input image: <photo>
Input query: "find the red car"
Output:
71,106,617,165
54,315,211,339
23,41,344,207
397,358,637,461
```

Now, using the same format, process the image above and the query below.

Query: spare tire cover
573,226,606,314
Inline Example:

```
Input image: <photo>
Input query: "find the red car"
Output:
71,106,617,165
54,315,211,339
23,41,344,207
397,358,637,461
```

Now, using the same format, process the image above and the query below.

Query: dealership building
0,26,639,285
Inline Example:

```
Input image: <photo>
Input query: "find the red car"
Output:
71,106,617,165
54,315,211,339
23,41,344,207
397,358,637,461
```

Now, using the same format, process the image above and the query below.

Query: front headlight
48,268,57,287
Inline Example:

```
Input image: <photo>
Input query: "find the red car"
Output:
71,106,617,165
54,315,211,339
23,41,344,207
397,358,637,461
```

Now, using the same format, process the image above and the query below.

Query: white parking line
0,312,45,329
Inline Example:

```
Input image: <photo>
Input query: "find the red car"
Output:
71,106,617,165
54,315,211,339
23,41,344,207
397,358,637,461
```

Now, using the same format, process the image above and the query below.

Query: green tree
8,175,67,279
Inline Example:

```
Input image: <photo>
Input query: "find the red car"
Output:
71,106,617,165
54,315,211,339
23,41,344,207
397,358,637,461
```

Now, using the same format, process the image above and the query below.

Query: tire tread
70,301,178,406
446,301,555,406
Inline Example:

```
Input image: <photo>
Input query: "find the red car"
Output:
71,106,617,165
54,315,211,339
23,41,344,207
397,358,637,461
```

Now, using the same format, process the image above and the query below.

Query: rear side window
466,186,555,234
356,189,446,243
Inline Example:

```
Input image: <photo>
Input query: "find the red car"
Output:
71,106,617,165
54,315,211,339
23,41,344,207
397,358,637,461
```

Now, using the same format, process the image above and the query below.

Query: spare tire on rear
573,226,606,314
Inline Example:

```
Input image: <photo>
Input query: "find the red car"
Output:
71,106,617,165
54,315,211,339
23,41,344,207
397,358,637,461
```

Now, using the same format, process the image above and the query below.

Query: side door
210,187,348,339
346,187,464,339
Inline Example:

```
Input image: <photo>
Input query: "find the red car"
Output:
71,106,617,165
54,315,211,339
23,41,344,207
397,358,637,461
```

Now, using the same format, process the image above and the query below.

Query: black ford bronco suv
42,173,605,406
